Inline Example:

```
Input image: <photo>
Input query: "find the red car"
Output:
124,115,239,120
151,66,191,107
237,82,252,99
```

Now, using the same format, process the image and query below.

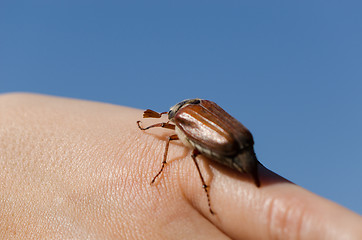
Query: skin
0,93,361,240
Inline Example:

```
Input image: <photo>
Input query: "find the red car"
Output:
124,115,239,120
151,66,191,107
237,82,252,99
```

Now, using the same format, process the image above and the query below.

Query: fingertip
202,164,362,240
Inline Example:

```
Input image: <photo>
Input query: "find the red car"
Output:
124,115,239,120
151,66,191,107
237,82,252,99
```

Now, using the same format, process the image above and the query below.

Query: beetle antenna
143,109,168,118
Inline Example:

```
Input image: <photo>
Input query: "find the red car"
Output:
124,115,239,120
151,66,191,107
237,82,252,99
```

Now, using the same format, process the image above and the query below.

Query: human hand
1,93,361,239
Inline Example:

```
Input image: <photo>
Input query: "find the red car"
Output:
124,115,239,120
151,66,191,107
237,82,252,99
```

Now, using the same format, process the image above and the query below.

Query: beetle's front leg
137,121,175,131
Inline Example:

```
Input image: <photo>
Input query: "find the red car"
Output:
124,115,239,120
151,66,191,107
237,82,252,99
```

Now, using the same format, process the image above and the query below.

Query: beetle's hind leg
191,149,215,215
151,134,179,184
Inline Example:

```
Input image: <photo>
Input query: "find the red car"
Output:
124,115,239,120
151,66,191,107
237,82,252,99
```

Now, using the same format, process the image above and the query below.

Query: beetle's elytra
137,99,260,215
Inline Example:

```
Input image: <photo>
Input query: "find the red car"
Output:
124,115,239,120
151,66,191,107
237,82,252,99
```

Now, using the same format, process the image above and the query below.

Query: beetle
137,98,260,215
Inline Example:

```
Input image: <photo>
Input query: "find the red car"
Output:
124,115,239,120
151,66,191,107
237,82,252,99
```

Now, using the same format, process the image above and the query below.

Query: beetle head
168,98,201,120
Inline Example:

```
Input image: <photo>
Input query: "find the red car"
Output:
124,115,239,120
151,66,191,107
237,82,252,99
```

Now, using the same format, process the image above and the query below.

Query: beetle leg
151,134,179,184
191,149,215,215
137,121,175,131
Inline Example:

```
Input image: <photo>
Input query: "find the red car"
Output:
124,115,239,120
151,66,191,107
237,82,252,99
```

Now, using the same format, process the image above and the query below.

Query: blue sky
1,1,361,214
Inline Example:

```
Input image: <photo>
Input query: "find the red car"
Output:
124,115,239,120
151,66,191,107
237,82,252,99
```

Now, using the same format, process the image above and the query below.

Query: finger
178,146,362,239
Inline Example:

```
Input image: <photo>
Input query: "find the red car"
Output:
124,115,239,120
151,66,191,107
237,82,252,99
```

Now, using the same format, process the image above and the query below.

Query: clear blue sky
1,1,361,214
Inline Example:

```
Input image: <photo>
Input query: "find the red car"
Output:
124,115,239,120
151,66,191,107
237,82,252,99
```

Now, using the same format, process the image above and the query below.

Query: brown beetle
137,99,260,214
